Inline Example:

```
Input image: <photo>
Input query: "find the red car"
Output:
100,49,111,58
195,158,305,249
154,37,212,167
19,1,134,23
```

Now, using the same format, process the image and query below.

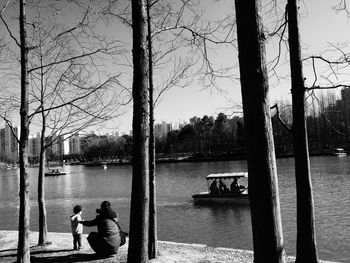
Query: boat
45,169,66,176
332,148,347,157
102,164,107,170
192,172,249,204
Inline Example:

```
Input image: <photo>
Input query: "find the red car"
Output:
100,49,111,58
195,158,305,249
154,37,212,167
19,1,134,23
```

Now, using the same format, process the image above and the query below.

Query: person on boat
81,201,121,257
219,179,229,194
230,178,245,193
209,180,219,194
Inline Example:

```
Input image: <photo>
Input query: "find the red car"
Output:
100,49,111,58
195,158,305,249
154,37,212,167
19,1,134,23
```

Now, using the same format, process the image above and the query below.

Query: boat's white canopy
206,172,248,180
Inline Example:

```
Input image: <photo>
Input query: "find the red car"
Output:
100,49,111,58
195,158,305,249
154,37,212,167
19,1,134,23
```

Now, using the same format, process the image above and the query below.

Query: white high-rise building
0,123,19,162
29,132,41,158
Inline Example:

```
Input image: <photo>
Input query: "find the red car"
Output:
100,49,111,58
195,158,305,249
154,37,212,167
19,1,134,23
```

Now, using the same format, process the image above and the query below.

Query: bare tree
287,2,319,261
127,0,150,262
25,3,124,245
234,1,285,262
0,1,126,254
102,2,202,260
18,0,30,261
146,0,157,258
145,2,196,258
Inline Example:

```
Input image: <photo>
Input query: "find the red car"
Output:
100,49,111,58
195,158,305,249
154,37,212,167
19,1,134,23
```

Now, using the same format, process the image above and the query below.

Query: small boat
332,148,347,157
102,164,107,170
192,172,249,204
45,169,66,176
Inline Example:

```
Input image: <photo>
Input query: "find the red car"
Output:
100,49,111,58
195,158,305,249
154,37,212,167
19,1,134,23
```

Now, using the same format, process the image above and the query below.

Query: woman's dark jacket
82,207,120,254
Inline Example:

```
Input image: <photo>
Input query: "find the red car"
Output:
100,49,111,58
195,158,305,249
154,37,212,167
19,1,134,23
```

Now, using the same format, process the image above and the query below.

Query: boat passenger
209,180,219,194
219,179,229,194
230,178,245,193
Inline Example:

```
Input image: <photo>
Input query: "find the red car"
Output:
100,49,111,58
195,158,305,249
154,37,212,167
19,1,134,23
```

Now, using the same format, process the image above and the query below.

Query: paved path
0,231,338,263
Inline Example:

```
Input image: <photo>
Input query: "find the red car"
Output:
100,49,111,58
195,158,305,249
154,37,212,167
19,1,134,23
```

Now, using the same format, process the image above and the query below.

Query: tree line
79,89,350,162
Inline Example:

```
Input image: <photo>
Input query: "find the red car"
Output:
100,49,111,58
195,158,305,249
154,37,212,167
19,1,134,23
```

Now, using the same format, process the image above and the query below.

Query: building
29,132,41,158
0,123,19,162
154,121,173,138
69,134,81,155
0,129,5,158
47,134,65,158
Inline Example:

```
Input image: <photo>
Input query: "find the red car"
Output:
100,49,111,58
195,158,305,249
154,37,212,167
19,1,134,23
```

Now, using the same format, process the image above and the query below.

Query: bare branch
28,48,106,73
28,75,120,118
0,5,21,47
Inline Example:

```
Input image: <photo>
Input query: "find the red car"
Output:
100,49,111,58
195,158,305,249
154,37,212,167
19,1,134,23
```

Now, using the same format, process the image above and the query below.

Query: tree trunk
287,1,319,262
18,0,30,262
127,0,150,262
148,98,157,260
147,0,157,259
234,1,285,262
38,113,49,245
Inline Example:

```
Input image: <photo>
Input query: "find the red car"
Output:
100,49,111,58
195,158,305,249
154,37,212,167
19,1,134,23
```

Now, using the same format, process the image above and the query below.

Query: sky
110,0,350,134
1,0,350,135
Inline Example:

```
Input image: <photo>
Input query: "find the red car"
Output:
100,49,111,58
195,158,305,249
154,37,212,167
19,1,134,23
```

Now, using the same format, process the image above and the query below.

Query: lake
0,156,349,262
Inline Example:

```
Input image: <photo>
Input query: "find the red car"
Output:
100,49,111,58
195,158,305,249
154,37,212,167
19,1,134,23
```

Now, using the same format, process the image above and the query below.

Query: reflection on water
0,156,349,262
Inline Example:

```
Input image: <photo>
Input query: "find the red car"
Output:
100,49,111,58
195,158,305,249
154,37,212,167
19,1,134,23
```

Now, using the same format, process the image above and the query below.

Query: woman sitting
81,201,121,257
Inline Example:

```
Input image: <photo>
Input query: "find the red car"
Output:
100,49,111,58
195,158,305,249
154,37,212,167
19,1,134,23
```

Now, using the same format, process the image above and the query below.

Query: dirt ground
0,231,338,263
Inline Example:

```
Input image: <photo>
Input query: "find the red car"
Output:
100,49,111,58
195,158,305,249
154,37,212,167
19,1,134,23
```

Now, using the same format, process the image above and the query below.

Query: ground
0,231,338,263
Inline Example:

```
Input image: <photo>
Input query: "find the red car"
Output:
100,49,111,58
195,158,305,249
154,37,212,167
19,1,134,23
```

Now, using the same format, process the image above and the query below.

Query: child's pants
73,233,82,249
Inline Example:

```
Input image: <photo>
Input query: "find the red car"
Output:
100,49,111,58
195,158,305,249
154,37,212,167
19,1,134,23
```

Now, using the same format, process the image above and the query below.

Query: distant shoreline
67,151,342,167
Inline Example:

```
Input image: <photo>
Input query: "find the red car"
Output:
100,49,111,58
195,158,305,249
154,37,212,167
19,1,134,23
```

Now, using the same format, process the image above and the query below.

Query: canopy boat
192,172,249,204
45,168,66,176
332,148,346,157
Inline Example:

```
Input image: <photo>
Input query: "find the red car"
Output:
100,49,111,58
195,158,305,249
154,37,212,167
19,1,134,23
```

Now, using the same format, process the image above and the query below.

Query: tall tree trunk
18,0,30,262
38,48,49,246
127,0,150,262
287,1,319,262
38,110,49,245
147,0,157,259
234,1,285,262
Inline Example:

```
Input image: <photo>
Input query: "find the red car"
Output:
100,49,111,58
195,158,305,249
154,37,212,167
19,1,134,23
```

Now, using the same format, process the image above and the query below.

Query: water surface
0,156,349,262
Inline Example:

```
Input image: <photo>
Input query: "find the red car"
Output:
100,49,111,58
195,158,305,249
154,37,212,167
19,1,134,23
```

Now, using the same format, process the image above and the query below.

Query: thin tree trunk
38,110,49,245
234,1,285,262
127,0,150,262
38,48,49,246
38,140,48,245
287,1,319,262
147,0,157,259
18,0,30,262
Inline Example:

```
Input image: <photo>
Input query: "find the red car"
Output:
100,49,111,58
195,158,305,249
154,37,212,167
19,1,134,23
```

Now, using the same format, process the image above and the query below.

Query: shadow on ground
31,253,118,263
31,253,96,263
0,249,119,263
0,249,17,253
0,249,74,258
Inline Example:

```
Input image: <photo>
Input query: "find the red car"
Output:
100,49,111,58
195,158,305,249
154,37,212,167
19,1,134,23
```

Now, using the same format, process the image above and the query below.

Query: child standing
70,205,83,250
